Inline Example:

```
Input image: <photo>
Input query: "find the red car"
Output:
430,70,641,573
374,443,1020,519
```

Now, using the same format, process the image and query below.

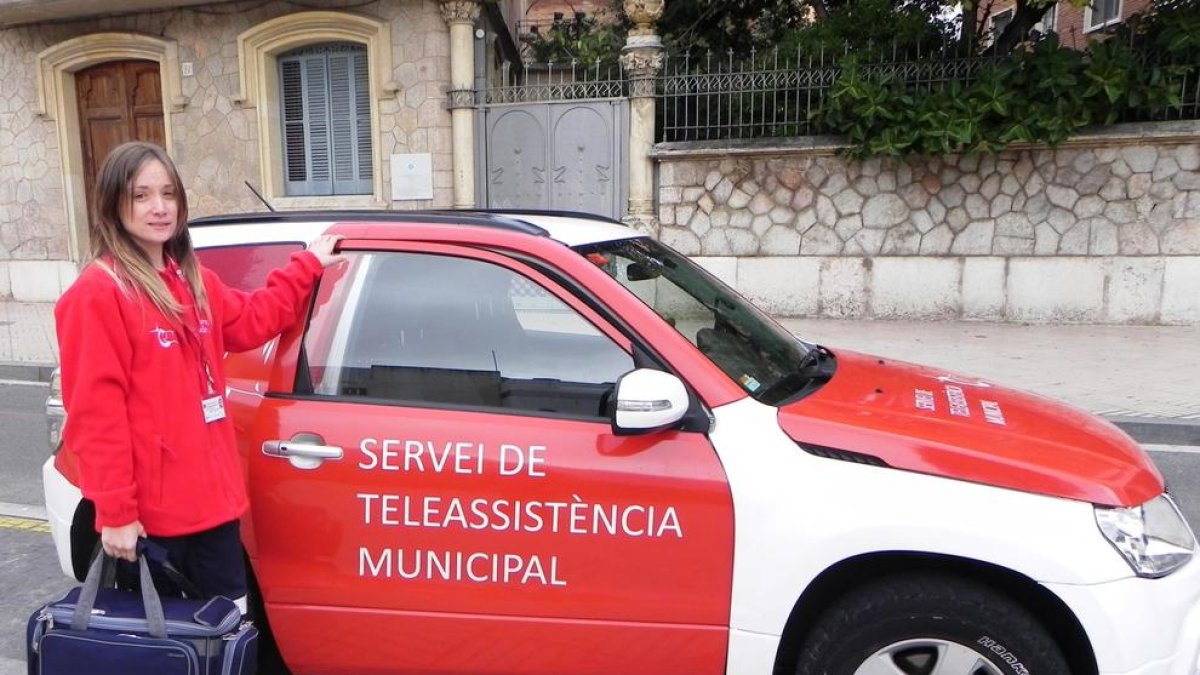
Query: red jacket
55,251,323,536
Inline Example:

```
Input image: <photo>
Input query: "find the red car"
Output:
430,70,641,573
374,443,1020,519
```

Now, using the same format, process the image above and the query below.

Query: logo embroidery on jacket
151,327,179,348
198,319,210,335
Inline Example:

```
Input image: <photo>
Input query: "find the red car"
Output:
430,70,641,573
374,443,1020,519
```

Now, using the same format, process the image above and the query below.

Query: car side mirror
625,262,661,281
611,369,689,435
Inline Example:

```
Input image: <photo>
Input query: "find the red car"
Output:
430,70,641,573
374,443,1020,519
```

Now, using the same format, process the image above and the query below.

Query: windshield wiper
755,344,833,404
795,343,831,373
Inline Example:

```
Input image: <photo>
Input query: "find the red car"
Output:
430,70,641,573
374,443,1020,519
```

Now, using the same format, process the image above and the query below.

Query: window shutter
279,43,372,197
355,51,372,184
281,59,307,185
304,55,332,195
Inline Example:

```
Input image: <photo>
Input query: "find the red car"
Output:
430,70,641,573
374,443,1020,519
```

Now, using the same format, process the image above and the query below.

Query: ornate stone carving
620,46,663,96
622,212,661,237
619,48,664,77
623,0,664,36
445,87,476,110
439,0,481,25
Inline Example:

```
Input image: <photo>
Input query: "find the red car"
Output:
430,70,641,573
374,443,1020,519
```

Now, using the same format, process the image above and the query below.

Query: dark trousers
117,519,247,601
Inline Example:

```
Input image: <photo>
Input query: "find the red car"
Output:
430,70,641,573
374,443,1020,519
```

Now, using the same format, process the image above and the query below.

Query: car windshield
575,237,823,405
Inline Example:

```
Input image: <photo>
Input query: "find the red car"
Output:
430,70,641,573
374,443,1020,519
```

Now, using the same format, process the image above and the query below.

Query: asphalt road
0,381,51,507
1150,448,1200,527
0,382,1197,675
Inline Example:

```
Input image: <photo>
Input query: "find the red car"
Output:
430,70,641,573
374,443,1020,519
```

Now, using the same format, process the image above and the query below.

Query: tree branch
993,0,1051,53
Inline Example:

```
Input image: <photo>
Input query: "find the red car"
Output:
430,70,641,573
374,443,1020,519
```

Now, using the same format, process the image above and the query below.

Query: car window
299,251,634,417
196,243,304,292
576,238,815,405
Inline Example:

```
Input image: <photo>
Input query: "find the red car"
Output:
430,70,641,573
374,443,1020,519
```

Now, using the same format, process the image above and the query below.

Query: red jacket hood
778,349,1162,507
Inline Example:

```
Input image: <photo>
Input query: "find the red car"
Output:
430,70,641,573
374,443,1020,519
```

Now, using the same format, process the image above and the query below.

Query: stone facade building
1,0,1197,325
0,0,498,301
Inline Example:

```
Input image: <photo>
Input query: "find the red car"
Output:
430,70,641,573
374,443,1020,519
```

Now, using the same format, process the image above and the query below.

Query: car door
241,241,735,675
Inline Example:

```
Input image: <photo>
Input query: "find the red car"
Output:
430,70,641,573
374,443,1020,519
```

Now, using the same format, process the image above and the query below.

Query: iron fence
1175,61,1200,120
483,58,627,105
658,50,834,141
658,45,1005,143
656,43,1200,143
1123,50,1200,123
486,42,1198,139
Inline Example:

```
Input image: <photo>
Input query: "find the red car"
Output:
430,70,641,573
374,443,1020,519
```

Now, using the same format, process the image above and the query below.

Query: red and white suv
44,210,1199,675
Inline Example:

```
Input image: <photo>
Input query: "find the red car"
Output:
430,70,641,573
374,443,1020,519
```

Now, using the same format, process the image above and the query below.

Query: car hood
778,349,1162,506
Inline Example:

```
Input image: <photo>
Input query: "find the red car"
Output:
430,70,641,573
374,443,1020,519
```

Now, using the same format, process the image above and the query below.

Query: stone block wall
655,124,1200,324
0,25,69,267
0,0,455,300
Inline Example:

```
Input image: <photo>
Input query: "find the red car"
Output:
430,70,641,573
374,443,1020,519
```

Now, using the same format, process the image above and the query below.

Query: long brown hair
90,141,208,322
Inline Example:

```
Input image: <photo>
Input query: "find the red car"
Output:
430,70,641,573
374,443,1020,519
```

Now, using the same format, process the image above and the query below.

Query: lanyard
170,266,216,397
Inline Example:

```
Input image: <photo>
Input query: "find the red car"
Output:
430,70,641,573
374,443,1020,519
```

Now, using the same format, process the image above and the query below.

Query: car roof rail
432,208,624,226
188,210,549,236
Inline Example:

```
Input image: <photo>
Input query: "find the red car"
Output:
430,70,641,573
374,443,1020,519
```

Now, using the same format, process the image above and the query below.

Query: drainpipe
619,0,665,236
440,0,481,208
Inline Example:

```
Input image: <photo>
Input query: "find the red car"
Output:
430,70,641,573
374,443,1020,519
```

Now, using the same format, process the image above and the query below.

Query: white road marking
0,379,49,387
1144,444,1200,454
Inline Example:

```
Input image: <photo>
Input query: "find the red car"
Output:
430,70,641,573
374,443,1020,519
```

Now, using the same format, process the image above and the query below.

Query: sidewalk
0,302,56,382
3,300,1197,443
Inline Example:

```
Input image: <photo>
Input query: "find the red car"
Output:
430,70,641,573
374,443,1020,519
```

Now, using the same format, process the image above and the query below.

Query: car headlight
1095,494,1196,578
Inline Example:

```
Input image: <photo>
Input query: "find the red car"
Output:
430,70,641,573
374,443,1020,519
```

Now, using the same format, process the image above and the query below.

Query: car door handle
262,435,343,470
263,441,344,460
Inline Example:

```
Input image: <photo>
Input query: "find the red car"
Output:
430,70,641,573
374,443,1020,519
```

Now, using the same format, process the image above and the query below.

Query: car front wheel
795,573,1070,675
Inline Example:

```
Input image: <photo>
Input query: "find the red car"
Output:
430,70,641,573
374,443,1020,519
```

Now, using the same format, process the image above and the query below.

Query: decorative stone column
619,0,665,235
440,0,481,208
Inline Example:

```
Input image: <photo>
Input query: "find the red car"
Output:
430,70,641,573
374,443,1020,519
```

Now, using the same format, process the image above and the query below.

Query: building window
1085,0,1121,31
1039,5,1058,32
991,8,1014,40
278,43,372,196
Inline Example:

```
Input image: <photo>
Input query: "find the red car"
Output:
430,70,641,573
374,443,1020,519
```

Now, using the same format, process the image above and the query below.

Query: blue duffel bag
26,543,258,675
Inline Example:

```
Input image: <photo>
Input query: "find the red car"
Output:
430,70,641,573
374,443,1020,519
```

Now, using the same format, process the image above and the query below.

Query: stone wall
0,0,455,300
655,123,1200,324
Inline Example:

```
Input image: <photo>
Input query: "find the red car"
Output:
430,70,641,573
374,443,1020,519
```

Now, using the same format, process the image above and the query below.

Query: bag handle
70,550,168,638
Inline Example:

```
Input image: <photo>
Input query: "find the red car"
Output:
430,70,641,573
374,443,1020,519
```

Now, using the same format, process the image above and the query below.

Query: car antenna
244,180,276,212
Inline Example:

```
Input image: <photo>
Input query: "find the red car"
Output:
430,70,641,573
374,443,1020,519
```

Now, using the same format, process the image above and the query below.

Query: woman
55,141,343,611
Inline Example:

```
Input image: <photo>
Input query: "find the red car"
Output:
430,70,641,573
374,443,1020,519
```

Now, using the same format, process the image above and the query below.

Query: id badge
202,395,226,423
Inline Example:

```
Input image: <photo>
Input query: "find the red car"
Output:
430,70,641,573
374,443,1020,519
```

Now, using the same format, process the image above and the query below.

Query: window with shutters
278,43,373,196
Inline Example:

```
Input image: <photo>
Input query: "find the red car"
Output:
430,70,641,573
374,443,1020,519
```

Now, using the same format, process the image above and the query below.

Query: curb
0,362,55,384
0,501,48,521
1108,417,1200,447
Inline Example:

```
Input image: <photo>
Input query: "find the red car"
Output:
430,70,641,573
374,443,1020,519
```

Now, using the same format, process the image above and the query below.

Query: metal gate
477,63,628,220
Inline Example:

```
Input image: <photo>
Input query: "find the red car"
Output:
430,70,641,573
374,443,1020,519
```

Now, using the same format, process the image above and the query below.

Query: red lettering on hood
778,350,1162,507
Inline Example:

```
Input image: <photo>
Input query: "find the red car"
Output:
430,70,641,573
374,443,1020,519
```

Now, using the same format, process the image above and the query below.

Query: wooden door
76,60,166,224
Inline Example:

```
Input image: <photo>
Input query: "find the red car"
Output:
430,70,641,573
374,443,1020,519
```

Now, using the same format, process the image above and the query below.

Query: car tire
794,573,1069,675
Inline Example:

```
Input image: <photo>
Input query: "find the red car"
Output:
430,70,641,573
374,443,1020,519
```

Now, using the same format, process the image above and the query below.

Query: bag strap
70,551,168,639
137,540,202,599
